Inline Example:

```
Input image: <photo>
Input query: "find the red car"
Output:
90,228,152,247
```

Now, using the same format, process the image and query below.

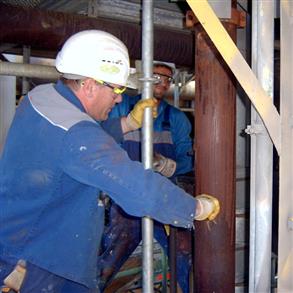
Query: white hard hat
153,61,176,78
55,30,130,86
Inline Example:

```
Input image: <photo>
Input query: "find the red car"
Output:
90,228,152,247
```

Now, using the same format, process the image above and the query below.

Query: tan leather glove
194,194,220,221
153,152,176,178
4,260,26,291
125,98,158,130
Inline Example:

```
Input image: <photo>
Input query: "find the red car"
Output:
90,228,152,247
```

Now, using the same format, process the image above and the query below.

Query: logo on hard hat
100,64,120,74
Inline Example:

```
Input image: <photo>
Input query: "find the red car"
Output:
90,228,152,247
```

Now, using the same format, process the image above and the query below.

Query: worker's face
153,66,173,101
82,79,123,121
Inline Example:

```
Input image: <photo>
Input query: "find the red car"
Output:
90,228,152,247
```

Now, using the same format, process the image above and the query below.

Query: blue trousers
0,259,99,293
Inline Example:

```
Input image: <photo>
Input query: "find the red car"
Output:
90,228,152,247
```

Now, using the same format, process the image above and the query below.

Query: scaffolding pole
141,0,154,292
278,1,293,291
249,2,274,292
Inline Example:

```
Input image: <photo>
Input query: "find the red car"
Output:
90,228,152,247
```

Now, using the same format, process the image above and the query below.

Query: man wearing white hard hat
0,30,219,293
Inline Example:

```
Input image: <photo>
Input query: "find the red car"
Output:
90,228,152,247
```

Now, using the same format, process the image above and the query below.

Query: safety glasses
153,73,173,84
96,80,126,95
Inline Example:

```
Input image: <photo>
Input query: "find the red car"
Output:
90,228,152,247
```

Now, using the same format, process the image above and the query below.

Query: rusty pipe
193,21,237,292
0,3,194,68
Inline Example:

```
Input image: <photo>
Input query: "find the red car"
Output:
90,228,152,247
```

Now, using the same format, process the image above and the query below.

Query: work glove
194,194,220,221
4,260,26,291
126,98,158,130
153,152,176,178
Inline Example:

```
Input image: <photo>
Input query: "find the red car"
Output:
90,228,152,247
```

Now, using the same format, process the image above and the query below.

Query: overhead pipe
0,3,193,68
141,0,154,292
0,61,60,79
248,1,274,292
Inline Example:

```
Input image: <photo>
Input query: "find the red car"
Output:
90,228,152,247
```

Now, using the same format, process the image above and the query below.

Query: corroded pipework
0,3,194,67
193,22,237,292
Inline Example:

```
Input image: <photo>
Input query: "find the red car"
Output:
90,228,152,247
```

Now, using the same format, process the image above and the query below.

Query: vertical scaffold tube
249,1,274,292
22,45,30,95
141,0,154,292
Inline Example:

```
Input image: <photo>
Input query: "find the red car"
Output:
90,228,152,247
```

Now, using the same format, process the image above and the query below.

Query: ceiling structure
37,0,190,29
0,0,252,99
1,0,190,29
0,0,193,67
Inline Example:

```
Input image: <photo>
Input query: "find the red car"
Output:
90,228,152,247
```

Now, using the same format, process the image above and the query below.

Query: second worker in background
99,62,194,293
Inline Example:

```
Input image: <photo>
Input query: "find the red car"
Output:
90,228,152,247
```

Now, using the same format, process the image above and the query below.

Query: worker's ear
81,78,95,99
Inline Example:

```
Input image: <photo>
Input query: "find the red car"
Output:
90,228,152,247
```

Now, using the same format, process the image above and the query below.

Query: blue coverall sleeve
100,118,123,143
109,94,140,118
60,121,196,229
170,109,194,175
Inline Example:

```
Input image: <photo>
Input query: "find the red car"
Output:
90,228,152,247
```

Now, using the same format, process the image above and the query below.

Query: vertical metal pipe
278,1,293,291
169,226,177,293
141,0,154,292
22,45,30,95
173,84,180,108
0,75,16,155
249,1,274,292
193,21,236,292
161,251,168,292
170,77,179,293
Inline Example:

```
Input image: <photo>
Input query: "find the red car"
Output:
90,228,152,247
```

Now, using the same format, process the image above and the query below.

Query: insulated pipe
249,1,274,292
0,61,60,79
141,0,154,292
0,3,193,68
193,21,236,292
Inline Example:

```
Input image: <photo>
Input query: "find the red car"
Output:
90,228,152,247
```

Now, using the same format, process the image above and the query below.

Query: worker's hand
153,152,176,178
194,194,220,221
126,98,158,130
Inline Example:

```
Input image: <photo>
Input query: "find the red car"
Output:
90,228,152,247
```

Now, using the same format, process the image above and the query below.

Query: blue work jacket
0,81,196,288
109,94,193,176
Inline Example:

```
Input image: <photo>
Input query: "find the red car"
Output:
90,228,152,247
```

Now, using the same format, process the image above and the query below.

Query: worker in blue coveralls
0,30,220,293
98,62,194,293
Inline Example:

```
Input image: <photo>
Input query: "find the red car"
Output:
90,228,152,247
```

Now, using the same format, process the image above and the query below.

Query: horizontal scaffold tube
0,61,60,79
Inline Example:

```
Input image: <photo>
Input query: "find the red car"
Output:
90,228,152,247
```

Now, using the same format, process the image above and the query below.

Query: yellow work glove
126,98,158,130
194,194,220,221
4,260,26,291
164,224,170,236
153,152,176,178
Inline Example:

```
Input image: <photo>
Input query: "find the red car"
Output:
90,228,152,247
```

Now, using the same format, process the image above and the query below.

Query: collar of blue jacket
54,80,85,112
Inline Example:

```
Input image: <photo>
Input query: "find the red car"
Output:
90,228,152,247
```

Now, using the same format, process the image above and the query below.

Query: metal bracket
245,124,265,135
139,77,158,83
87,0,99,18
